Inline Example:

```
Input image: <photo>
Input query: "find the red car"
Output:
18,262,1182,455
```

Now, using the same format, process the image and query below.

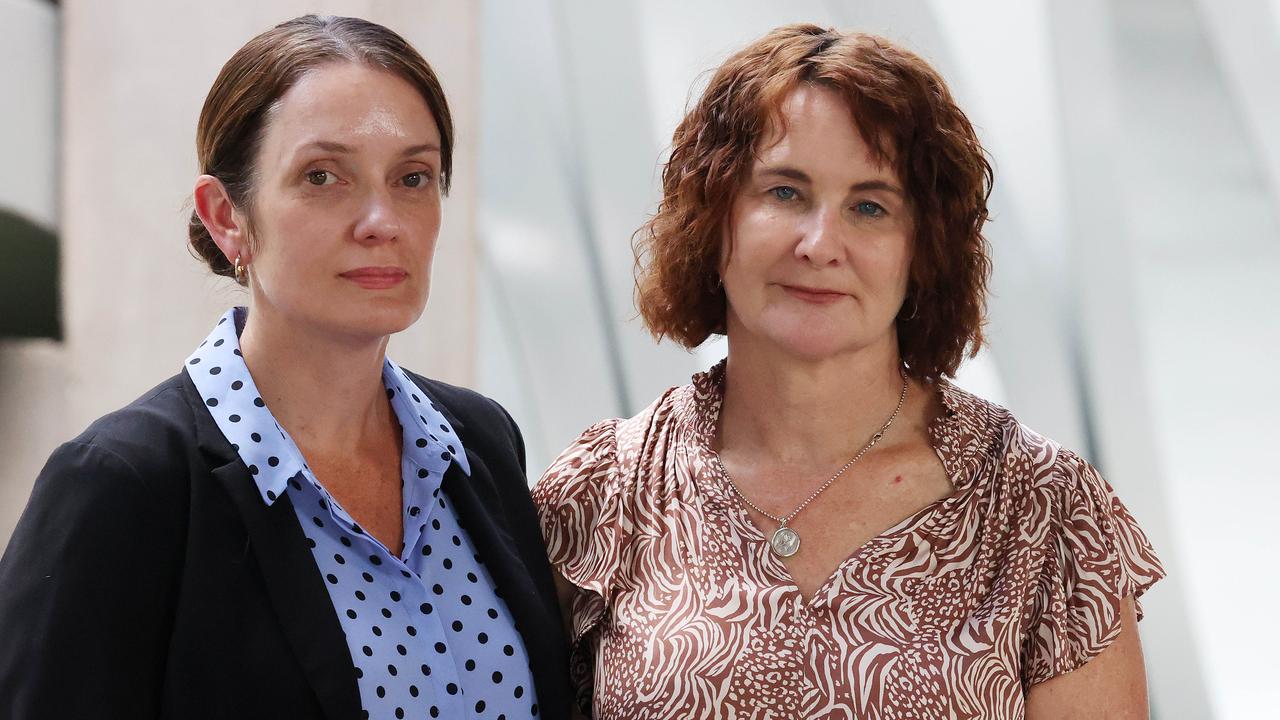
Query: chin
749,321,847,361
331,294,425,339
751,309,864,361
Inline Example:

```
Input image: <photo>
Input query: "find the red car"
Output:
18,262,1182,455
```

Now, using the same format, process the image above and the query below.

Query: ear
193,175,250,264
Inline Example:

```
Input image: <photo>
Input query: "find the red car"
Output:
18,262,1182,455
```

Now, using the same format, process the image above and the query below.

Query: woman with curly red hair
533,23,1164,719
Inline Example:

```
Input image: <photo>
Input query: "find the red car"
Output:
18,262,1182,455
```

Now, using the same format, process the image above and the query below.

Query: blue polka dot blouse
186,307,540,719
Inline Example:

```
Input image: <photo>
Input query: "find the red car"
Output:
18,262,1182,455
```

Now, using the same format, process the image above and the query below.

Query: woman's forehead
263,63,440,156
753,86,897,174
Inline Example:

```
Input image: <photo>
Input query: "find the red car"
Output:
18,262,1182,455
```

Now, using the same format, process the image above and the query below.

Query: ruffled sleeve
1022,450,1166,686
530,419,626,711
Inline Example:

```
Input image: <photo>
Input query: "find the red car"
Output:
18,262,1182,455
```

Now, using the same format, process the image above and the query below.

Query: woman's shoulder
401,369,495,413
395,369,538,497
533,382,692,502
20,372,198,549
935,378,1091,488
62,372,202,485
529,418,618,528
935,378,1165,591
399,368,521,442
936,380,1161,567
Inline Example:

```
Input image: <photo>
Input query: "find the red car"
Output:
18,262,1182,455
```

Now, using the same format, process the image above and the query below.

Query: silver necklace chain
713,370,909,556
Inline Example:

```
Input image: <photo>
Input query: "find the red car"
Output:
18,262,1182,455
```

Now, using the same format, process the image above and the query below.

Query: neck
238,304,394,453
716,331,907,468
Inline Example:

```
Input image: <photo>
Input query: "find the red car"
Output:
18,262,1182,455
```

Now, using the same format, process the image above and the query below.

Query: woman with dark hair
534,25,1163,719
0,15,568,719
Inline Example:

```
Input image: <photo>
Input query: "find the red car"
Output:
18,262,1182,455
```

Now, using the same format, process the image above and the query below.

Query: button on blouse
187,307,540,719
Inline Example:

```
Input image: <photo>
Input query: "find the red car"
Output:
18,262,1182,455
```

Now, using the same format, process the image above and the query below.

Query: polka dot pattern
186,307,539,718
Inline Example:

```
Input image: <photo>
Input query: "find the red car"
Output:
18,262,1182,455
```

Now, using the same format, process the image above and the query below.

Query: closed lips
784,285,842,294
341,267,407,278
340,267,408,289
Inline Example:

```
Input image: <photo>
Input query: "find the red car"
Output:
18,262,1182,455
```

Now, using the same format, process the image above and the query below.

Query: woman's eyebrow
755,166,903,196
295,139,355,155
850,179,904,196
290,140,440,157
755,165,810,183
400,143,441,157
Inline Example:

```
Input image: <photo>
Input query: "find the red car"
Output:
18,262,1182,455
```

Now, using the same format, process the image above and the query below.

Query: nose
794,204,842,267
352,188,402,246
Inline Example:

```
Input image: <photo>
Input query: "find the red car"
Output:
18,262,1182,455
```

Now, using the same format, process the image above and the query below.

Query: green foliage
0,207,60,339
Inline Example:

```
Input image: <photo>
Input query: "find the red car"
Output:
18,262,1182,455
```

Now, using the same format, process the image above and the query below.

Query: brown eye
306,170,333,186
403,172,426,188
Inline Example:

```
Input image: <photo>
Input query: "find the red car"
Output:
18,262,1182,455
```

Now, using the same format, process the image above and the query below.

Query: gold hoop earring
233,254,246,283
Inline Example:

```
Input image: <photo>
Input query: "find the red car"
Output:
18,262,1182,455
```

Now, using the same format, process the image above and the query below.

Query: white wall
0,0,61,544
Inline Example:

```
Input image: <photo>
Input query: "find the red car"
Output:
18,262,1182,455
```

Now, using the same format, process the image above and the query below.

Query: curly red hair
634,24,993,381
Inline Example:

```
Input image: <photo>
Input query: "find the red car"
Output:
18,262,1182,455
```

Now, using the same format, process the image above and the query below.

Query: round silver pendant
770,526,801,557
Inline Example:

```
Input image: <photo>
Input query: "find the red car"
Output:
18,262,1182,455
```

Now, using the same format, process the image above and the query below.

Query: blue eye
855,201,885,217
403,172,425,188
770,186,797,201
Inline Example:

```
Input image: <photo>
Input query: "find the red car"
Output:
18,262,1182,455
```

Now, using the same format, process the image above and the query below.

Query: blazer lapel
423,393,552,651
440,443,563,716
406,374,566,712
186,372,361,720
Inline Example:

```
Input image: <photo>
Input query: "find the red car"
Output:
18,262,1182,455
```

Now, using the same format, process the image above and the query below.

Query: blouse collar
184,306,470,507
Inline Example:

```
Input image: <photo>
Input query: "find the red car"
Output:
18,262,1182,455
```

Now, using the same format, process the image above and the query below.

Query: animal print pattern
532,362,1164,719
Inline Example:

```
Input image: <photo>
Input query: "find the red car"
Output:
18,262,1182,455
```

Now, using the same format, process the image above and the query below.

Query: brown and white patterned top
532,362,1165,719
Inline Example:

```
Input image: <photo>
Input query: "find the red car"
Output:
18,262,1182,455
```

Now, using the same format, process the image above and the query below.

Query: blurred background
2,0,1276,716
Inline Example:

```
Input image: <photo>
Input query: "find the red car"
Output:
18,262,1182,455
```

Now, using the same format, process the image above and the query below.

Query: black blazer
0,369,570,719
